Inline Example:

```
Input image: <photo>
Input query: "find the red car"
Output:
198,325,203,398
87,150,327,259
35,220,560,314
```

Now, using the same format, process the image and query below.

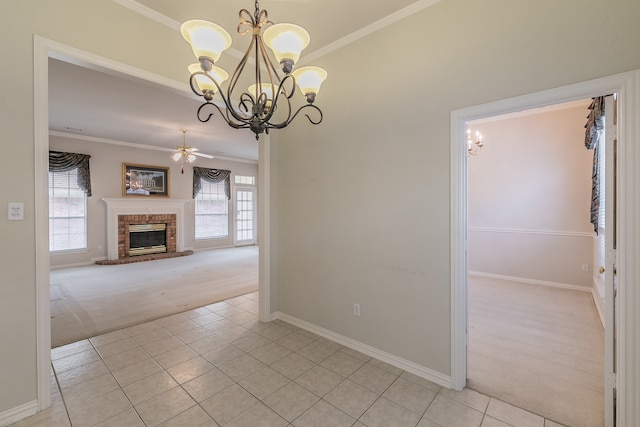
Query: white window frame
194,178,229,240
49,168,87,252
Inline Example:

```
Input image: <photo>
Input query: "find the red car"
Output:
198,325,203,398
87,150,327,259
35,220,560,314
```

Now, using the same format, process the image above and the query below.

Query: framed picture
122,163,170,197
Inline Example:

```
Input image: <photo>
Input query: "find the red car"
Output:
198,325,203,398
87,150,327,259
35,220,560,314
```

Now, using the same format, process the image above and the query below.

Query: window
49,169,87,251
234,175,255,185
195,179,229,239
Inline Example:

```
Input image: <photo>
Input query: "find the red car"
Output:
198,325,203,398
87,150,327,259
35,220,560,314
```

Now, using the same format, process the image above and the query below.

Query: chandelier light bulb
263,23,310,71
181,20,232,63
292,66,327,103
188,63,229,95
172,152,182,162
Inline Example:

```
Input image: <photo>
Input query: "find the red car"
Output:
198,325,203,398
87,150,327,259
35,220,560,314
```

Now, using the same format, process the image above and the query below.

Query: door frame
450,70,640,424
233,185,257,246
33,36,273,410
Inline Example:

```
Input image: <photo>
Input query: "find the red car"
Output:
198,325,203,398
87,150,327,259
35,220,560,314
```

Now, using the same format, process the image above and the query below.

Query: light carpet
467,276,604,427
50,246,258,348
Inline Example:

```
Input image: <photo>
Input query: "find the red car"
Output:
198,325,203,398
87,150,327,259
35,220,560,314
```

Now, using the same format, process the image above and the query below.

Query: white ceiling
48,0,439,162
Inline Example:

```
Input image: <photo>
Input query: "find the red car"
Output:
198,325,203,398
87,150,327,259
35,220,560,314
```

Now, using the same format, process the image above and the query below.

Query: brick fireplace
101,198,191,262
119,214,176,258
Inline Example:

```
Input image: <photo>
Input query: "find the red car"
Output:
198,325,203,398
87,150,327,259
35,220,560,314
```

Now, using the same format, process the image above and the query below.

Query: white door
602,95,617,427
234,187,256,246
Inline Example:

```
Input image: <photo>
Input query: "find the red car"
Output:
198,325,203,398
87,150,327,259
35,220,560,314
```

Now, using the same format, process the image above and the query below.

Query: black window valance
49,150,92,196
193,167,231,199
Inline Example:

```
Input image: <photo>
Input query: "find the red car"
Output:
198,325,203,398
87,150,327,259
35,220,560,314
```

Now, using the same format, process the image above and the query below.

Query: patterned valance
584,97,606,234
193,167,231,199
49,150,92,196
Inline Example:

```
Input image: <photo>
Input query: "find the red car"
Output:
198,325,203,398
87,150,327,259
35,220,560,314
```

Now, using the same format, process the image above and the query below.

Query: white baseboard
50,260,97,269
0,400,37,427
469,271,591,292
272,311,452,389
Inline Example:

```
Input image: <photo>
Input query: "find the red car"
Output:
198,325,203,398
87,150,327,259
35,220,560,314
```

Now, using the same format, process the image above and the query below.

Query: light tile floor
12,292,567,427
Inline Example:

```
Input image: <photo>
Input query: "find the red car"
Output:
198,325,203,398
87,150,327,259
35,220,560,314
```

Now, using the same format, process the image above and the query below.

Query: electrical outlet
8,202,24,220
97,244,103,251
353,303,360,316
582,264,589,272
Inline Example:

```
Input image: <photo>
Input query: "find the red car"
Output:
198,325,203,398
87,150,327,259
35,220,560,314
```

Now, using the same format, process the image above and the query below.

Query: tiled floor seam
50,362,74,427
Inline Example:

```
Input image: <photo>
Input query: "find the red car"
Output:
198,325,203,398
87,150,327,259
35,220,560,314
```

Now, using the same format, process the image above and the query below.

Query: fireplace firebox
129,223,167,256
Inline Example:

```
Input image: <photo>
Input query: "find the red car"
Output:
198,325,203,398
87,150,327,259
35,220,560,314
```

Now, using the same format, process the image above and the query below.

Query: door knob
599,266,605,274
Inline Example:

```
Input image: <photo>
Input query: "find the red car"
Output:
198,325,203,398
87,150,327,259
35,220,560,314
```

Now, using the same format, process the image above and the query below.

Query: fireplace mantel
102,198,190,261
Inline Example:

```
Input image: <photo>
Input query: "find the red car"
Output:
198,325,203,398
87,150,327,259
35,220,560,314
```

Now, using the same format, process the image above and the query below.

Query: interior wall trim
0,400,37,427
468,227,592,238
274,312,452,389
468,271,591,293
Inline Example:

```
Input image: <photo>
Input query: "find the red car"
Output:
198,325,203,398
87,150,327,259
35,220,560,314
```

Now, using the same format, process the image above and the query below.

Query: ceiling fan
172,129,214,173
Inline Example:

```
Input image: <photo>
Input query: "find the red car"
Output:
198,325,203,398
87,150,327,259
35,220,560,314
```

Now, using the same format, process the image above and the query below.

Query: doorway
33,37,272,410
450,71,640,427
464,101,604,426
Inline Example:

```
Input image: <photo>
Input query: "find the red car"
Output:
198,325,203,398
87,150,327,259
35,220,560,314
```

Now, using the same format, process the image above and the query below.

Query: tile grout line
50,362,74,427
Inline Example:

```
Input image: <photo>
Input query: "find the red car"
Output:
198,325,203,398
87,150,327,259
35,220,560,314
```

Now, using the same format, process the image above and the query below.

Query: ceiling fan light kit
180,0,327,139
173,129,213,174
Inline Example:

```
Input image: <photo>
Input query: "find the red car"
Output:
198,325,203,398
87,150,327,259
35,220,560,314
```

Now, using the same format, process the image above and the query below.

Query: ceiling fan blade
193,152,214,159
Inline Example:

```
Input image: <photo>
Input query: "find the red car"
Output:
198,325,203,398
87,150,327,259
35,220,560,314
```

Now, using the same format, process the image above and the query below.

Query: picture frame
122,163,170,197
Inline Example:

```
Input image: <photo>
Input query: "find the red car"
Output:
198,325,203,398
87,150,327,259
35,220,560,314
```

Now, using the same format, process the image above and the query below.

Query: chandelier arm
283,104,323,127
259,75,297,125
195,101,219,123
196,101,250,130
189,71,224,98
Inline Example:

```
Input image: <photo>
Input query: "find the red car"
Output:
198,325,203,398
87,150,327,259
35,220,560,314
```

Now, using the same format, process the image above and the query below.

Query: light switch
8,202,24,220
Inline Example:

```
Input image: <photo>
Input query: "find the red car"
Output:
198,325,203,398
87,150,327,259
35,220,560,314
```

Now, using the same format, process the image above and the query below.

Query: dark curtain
49,150,92,196
584,97,605,234
192,167,231,199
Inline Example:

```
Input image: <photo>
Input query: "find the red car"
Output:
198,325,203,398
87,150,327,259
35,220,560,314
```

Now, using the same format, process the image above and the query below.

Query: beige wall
1,0,640,420
0,0,201,415
271,0,640,377
49,134,258,267
468,104,594,287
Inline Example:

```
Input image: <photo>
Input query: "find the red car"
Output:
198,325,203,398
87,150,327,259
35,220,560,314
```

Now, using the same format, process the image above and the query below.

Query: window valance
193,167,231,199
584,96,606,234
49,150,92,196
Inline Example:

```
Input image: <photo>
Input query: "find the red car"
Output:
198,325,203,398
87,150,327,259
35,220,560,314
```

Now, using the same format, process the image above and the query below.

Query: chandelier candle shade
181,1,328,139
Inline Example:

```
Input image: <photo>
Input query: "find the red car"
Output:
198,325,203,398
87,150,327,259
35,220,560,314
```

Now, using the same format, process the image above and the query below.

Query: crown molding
112,0,442,64
111,0,245,61
302,0,442,64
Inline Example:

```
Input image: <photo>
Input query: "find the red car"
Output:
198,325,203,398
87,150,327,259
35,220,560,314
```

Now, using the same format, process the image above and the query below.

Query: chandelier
467,128,484,156
180,0,328,140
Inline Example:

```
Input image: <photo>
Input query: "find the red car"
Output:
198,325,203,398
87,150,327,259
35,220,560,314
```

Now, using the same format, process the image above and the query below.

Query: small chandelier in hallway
467,128,484,156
